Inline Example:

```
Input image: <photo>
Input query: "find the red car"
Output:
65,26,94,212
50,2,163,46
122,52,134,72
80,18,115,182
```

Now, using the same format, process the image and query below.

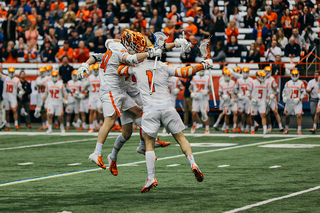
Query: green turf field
0,129,320,213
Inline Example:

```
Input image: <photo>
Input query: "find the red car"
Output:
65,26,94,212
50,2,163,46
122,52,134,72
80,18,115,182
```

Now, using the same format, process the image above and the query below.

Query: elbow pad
126,54,139,65
175,66,195,78
91,53,104,63
245,90,251,97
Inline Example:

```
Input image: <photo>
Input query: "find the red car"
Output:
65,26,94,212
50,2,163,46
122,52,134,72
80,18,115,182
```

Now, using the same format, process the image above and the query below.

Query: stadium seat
238,40,255,45
282,57,300,63
225,58,241,63
166,58,182,63
238,28,252,34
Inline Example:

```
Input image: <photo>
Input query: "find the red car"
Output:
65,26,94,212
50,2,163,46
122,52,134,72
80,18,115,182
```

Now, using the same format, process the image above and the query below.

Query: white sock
263,125,267,132
193,122,196,126
60,124,64,130
48,124,52,131
82,122,86,128
251,126,254,132
268,124,272,129
279,123,283,128
94,142,103,156
146,151,155,179
6,123,10,127
66,122,70,127
233,123,236,128
246,125,249,130
215,118,220,125
46,121,48,126
187,154,195,166
14,120,18,126
205,125,209,131
298,126,301,131
93,120,97,127
226,125,229,130
222,122,226,128
99,120,103,125
285,125,289,129
111,134,127,160
313,123,317,129
42,122,46,128
115,121,119,126
89,124,94,129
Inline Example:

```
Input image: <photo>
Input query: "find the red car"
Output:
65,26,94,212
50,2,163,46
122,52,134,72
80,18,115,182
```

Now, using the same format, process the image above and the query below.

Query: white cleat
136,146,145,155
72,121,79,128
88,152,106,169
263,128,272,135
0,121,7,130
162,128,167,133
196,123,203,129
213,123,219,131
61,129,65,134
46,129,52,134
221,126,226,131
141,177,158,193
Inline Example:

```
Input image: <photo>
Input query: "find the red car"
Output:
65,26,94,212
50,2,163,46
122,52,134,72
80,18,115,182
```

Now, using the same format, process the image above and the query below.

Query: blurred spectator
28,7,38,25
40,35,59,55
1,13,16,45
94,29,107,53
25,24,39,47
37,1,47,17
265,40,281,62
211,41,226,65
266,21,277,43
36,15,43,29
98,0,108,14
262,6,278,25
213,10,227,43
229,6,241,28
85,0,94,11
75,12,87,35
149,9,163,32
244,7,255,28
153,0,166,17
76,5,90,22
18,0,31,14
252,18,268,40
117,3,130,23
59,56,74,84
181,35,198,63
147,25,155,45
69,30,82,49
184,0,196,13
209,4,219,22
57,40,74,62
167,5,183,39
83,25,95,49
315,3,320,20
186,3,198,18
48,28,58,44
17,70,31,128
63,5,76,23
271,55,285,75
56,19,68,40
285,37,301,57
51,2,64,22
3,41,18,63
133,11,147,30
50,0,65,11
225,0,239,20
14,8,24,22
132,2,146,18
226,35,242,57
15,37,27,57
194,7,204,38
199,16,215,43
255,37,265,56
74,41,90,63
0,4,7,18
44,11,55,26
246,43,260,62
23,42,39,62
105,4,115,26
18,14,30,33
90,12,99,28
185,17,197,40
278,29,288,50
281,8,293,38
226,20,239,43
90,3,103,19
298,6,314,32
301,27,316,47
39,17,51,37
271,0,285,14
145,0,153,17
109,18,120,39
40,41,56,62
292,27,305,49
93,18,107,35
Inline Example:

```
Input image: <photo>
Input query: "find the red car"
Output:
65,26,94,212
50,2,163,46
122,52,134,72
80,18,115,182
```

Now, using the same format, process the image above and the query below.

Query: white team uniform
219,80,237,115
236,77,253,114
283,80,306,115
265,76,278,111
91,41,137,117
1,75,21,110
35,76,50,109
248,79,270,115
66,80,81,114
126,60,185,138
190,74,211,113
79,78,89,113
45,80,66,116
318,78,320,109
168,76,181,107
87,75,102,111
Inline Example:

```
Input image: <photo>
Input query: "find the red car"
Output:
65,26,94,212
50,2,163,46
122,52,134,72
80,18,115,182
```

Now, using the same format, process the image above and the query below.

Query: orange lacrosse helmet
256,70,266,83
72,70,78,81
242,67,250,78
233,66,242,73
46,65,52,71
92,63,99,76
264,66,272,78
223,69,231,81
51,70,59,82
8,67,15,72
291,69,299,81
121,29,147,54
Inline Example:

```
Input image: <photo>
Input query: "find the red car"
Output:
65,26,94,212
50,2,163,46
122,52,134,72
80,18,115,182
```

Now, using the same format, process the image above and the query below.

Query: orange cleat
244,130,249,133
297,130,302,135
55,124,59,129
15,126,20,130
155,137,171,147
111,124,122,132
76,126,84,131
133,125,139,130
205,129,210,134
251,130,255,134
141,177,158,193
100,123,103,127
88,128,94,133
191,125,196,133
283,129,289,134
233,127,237,132
89,153,106,169
191,164,204,182
94,125,99,131
38,126,44,130
5,127,10,131
224,129,229,133
254,123,259,132
107,154,118,176
27,125,31,128
310,127,316,134
237,126,241,133
66,126,70,130
46,125,48,129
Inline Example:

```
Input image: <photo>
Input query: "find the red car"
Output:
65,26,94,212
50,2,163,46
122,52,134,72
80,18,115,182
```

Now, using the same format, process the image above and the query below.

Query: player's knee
296,114,302,119
261,113,266,118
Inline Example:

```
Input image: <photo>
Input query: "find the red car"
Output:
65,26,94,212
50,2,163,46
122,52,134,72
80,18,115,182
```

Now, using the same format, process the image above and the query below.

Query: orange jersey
57,47,74,62
0,9,7,18
186,9,196,17
50,1,65,11
225,27,239,43
76,9,90,22
164,27,174,43
281,16,292,29
185,24,198,40
262,12,278,23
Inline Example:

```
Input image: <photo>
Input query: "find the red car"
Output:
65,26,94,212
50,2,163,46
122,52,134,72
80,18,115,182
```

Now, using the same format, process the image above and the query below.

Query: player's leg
88,109,96,132
284,114,290,134
11,100,19,129
232,110,238,132
0,100,6,130
191,111,198,133
238,111,243,132
296,113,302,135
272,108,283,131
4,100,11,130
56,105,65,133
310,106,320,133
213,112,224,130
224,114,230,133
245,113,251,133
266,112,272,129
66,107,72,130
46,107,54,133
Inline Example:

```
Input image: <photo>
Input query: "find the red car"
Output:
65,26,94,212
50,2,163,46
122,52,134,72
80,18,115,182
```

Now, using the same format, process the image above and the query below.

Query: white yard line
224,185,320,213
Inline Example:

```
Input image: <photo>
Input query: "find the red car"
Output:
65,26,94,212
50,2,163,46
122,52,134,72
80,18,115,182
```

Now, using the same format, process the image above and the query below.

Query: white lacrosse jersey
265,76,278,95
1,75,21,100
67,80,81,103
284,80,306,102
45,80,65,105
248,79,270,105
236,77,253,100
190,74,211,100
219,79,236,105
88,75,100,99
125,74,140,96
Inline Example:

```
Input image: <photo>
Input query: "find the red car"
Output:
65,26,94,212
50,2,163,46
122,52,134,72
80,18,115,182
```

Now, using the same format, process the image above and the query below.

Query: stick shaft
149,56,158,94
209,69,217,107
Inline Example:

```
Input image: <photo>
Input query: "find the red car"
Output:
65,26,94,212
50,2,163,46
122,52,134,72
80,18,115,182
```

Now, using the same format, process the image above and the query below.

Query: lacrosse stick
199,37,217,108
178,102,185,112
180,30,192,59
149,32,168,95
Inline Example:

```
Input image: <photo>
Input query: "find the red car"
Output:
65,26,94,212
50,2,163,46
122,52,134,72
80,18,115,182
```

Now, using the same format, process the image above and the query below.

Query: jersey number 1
146,70,155,92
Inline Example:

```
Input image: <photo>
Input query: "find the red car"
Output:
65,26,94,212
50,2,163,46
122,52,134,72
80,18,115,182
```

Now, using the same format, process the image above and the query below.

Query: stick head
153,32,168,48
199,38,211,59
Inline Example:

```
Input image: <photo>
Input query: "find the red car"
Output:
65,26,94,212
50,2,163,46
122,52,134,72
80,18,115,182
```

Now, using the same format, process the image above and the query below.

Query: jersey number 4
6,84,13,93
146,70,155,92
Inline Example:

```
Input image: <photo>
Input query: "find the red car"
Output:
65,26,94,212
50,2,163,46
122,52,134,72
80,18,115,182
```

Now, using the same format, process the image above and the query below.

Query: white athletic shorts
249,102,266,116
267,100,278,111
238,100,250,114
47,104,63,116
318,100,320,109
3,99,17,110
120,93,143,125
66,102,79,114
142,107,185,138
100,90,136,118
87,95,102,110
79,99,88,113
170,96,176,108
284,102,302,115
192,99,209,112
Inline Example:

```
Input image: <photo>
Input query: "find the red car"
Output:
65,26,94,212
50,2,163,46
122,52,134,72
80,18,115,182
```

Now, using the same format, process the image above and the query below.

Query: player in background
217,69,237,133
65,70,82,130
77,29,162,170
121,57,212,192
264,66,284,132
235,67,252,133
87,63,102,132
247,71,271,134
190,68,212,134
34,67,50,130
46,65,59,129
41,71,68,133
0,67,23,130
76,72,90,131
310,76,320,133
282,69,306,135
46,65,53,77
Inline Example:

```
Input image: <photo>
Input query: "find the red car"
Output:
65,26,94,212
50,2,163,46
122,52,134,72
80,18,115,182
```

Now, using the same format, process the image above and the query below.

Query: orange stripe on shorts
109,91,121,117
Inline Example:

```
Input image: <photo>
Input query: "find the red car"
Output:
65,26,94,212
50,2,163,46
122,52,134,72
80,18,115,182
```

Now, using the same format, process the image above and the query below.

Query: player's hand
77,63,90,79
18,90,25,98
148,48,162,58
36,78,43,86
74,91,80,99
34,107,41,118
237,93,244,100
79,93,86,99
293,98,300,104
221,94,230,101
174,38,187,48
191,92,199,99
251,99,258,105
269,94,275,100
201,59,213,70
283,96,288,103
172,88,180,95
63,99,69,106
200,89,208,95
